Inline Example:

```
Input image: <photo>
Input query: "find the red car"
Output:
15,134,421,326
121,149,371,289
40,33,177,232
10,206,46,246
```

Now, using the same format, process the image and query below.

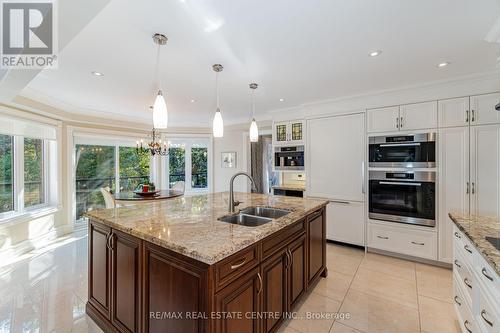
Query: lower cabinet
288,235,306,310
307,210,326,283
88,221,111,319
261,248,288,333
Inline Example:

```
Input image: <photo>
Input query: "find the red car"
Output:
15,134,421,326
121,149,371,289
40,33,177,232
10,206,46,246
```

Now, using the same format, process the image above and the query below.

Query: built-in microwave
369,133,436,168
369,170,436,227
274,145,305,171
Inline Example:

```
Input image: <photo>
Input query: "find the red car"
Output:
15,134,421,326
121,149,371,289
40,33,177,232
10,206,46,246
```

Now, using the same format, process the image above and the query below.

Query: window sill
0,206,60,228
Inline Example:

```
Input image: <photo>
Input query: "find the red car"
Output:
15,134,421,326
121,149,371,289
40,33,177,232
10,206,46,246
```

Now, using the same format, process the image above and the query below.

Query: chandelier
136,128,169,156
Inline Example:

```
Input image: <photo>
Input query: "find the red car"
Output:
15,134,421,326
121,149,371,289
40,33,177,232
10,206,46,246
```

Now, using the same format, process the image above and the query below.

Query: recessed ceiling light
437,61,450,68
190,99,195,103
279,98,285,102
91,71,103,76
369,50,382,57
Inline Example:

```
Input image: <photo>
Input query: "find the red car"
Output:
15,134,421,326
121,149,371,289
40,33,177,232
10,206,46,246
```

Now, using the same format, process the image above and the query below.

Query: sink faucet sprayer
229,172,257,213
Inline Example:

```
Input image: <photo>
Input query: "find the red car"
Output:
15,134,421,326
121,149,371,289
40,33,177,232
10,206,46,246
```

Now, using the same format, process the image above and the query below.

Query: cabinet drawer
368,223,437,260
215,245,259,291
262,219,305,259
474,253,500,302
453,227,475,267
476,289,498,333
453,274,477,333
453,253,474,307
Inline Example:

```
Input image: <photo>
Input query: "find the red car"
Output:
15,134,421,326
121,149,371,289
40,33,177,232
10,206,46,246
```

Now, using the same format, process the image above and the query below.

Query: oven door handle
379,143,421,147
378,181,422,186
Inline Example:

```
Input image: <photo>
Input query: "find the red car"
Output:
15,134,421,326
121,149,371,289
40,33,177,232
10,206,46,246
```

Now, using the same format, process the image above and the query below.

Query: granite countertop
85,192,328,265
449,213,500,275
272,184,306,192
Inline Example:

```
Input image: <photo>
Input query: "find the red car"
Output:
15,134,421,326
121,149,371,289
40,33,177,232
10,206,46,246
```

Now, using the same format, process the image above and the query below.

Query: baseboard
367,247,452,269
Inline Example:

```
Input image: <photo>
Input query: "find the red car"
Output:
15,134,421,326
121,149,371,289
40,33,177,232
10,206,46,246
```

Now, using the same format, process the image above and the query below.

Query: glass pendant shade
153,90,168,129
249,118,259,142
213,108,224,137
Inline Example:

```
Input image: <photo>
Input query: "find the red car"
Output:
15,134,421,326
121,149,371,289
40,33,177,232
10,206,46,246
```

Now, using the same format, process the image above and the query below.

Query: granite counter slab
449,213,500,275
85,192,328,265
272,185,306,192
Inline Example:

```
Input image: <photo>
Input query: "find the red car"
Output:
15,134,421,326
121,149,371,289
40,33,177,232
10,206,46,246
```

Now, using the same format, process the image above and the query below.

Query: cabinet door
438,97,470,128
400,101,437,130
326,201,365,246
367,106,400,133
110,230,142,333
307,210,325,284
215,267,261,333
88,221,111,319
307,113,365,201
290,121,304,142
438,127,469,263
274,122,288,143
288,235,306,311
470,124,500,217
261,249,287,333
471,92,500,125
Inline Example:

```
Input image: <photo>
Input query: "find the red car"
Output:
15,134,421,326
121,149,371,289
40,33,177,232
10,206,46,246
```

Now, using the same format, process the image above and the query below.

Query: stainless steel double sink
218,206,291,227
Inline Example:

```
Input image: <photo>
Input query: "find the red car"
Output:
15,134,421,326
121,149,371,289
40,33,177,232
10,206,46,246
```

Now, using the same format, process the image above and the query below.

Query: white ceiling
22,0,500,126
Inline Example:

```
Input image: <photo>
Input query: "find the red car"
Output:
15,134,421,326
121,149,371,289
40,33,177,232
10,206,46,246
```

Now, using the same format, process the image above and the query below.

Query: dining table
114,190,184,202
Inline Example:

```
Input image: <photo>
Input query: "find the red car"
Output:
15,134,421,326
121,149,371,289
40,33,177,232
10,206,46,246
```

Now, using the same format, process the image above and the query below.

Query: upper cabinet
367,101,437,133
438,97,470,128
273,119,305,145
470,92,500,125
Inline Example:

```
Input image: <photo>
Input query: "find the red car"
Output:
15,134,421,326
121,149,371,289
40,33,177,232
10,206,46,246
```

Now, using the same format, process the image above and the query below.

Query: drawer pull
377,235,389,240
464,320,472,333
230,258,247,270
454,296,462,306
257,273,263,295
481,267,494,282
454,259,461,268
463,277,472,289
411,241,425,246
464,245,473,254
481,309,493,327
454,231,461,239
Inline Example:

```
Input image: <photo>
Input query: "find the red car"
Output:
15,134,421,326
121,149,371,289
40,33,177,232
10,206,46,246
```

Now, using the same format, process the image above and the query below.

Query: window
0,135,13,214
24,138,45,208
119,147,150,192
164,137,210,193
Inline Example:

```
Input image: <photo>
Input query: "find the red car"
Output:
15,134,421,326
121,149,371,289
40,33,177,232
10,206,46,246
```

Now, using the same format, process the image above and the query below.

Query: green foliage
0,135,13,213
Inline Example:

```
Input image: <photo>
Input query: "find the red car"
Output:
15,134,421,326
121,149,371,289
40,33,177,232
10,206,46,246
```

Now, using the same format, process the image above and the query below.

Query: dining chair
100,187,116,209
172,181,185,192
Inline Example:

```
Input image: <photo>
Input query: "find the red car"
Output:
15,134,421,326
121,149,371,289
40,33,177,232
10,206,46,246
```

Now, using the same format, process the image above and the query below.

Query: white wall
213,129,248,192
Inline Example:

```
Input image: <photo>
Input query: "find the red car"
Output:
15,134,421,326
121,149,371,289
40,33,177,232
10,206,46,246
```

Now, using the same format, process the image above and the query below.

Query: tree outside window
0,135,13,213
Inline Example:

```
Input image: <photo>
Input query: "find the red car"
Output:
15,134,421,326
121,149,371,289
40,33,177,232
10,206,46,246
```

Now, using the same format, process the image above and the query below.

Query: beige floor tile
326,253,362,276
311,270,353,302
416,263,453,303
338,289,420,333
329,322,364,332
288,292,341,333
359,252,416,281
419,295,461,333
276,319,303,333
327,244,365,259
350,267,418,309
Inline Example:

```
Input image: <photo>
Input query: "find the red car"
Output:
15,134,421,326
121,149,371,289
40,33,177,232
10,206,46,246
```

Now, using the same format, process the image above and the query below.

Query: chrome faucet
229,172,257,213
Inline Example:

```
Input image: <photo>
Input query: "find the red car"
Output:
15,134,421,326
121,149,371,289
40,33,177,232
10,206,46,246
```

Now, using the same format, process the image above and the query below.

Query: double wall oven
368,133,436,227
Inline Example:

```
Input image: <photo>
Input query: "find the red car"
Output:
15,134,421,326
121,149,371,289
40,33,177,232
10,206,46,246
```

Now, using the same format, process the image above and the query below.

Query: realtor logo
1,0,58,68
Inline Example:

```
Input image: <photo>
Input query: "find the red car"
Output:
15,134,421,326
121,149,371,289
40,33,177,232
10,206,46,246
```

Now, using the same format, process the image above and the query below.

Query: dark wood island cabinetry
85,193,328,333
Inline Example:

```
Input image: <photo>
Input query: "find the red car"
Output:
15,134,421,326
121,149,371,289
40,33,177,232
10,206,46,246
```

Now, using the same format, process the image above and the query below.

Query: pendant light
212,64,224,138
152,33,168,129
249,83,259,142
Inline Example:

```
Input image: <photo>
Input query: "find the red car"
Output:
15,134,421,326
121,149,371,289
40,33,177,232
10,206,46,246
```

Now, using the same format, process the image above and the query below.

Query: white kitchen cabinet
367,106,400,133
470,92,500,126
399,101,437,130
326,201,364,246
438,127,469,263
470,124,500,217
438,97,470,128
273,119,305,145
307,113,365,202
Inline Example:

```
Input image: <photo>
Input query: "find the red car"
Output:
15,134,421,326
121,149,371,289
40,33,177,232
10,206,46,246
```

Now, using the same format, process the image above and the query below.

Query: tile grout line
415,263,423,333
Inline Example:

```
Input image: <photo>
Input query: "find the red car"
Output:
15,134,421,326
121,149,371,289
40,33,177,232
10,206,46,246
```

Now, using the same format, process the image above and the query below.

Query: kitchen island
85,192,329,333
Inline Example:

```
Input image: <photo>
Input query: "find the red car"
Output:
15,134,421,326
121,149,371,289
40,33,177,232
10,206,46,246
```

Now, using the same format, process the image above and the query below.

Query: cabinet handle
361,161,365,194
471,182,475,194
396,117,399,129
454,295,462,306
230,258,247,270
411,241,425,246
466,182,469,194
471,109,475,122
481,309,493,327
329,200,351,205
465,110,469,123
454,231,461,239
463,277,472,289
257,273,263,295
109,232,115,251
288,249,293,266
464,245,473,254
481,267,494,281
400,116,403,128
377,235,389,240
464,320,472,333
454,259,462,268
106,232,112,250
